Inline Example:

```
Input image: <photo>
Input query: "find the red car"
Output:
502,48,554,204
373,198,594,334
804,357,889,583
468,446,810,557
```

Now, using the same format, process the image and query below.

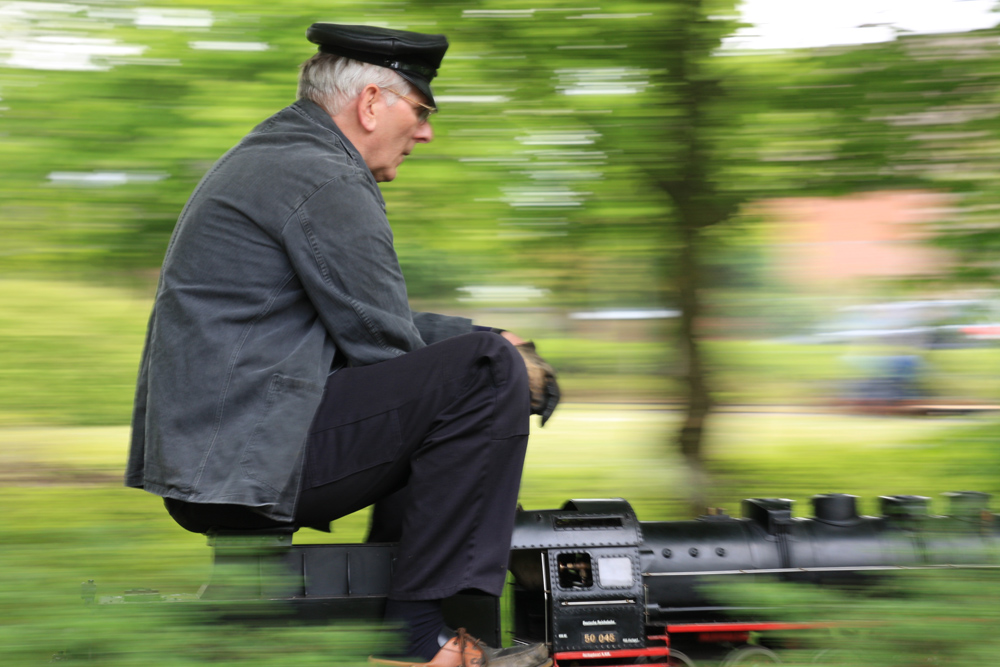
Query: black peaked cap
306,23,448,107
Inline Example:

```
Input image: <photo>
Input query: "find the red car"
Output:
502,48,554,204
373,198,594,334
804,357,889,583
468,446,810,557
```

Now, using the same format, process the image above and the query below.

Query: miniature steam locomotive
100,491,1000,666
505,491,999,664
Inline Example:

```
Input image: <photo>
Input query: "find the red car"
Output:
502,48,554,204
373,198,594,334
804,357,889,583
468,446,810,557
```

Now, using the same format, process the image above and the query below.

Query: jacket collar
293,98,367,168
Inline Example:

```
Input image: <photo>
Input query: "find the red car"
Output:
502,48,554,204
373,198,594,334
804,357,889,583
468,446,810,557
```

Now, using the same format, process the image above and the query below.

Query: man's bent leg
297,333,530,658
297,332,530,599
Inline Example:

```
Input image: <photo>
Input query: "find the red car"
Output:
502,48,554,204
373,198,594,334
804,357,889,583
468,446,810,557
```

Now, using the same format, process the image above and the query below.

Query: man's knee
464,331,529,397
462,332,531,438
425,332,530,438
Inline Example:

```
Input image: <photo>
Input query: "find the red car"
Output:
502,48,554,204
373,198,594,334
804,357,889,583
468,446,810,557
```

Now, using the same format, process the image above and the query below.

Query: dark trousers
165,332,531,600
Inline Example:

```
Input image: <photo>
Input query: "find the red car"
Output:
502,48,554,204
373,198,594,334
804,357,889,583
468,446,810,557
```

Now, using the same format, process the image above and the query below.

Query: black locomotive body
97,491,1000,666
507,491,1000,665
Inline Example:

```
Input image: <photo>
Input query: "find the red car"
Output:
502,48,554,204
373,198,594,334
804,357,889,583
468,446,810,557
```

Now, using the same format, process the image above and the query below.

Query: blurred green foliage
4,0,1000,299
715,569,1000,666
3,2,1000,662
0,479,394,663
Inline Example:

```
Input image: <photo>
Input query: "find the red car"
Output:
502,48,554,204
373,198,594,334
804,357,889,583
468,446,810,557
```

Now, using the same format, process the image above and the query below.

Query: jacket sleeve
281,173,427,366
411,310,473,345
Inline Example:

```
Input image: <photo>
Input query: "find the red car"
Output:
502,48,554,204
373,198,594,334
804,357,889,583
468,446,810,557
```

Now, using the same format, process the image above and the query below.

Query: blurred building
764,190,954,291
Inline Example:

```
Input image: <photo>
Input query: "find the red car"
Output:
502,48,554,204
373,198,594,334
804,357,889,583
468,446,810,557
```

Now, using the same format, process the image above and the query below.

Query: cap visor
397,71,436,108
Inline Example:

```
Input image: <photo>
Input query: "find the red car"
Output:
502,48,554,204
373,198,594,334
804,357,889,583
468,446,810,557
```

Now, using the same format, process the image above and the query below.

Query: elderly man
127,23,557,666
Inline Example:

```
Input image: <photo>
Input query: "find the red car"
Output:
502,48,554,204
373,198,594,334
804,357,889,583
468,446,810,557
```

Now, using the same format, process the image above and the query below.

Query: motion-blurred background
2,0,999,663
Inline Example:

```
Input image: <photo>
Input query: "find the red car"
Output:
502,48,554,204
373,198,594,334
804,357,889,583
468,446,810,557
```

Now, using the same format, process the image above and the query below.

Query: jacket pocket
240,373,323,495
302,410,403,489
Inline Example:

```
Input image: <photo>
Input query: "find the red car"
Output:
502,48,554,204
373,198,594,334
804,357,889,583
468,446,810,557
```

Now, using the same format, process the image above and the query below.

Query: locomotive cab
509,499,665,659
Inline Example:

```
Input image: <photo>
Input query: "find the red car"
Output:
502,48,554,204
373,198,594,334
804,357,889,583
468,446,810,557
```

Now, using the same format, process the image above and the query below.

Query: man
127,22,558,666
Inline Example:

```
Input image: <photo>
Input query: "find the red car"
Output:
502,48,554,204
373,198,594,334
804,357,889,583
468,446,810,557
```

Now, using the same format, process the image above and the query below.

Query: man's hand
513,341,560,426
498,330,526,346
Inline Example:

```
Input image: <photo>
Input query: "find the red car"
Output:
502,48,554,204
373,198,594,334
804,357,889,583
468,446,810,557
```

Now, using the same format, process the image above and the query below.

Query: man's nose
415,121,433,143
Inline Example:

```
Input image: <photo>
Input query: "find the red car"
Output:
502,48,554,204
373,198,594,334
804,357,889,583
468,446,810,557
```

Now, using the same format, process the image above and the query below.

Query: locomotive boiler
94,491,1000,666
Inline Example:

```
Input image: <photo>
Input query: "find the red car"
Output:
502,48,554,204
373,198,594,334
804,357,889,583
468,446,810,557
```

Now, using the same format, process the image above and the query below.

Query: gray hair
298,52,413,115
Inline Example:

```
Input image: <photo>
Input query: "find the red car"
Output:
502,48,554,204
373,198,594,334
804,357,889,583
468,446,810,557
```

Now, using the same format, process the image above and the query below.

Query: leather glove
514,341,560,426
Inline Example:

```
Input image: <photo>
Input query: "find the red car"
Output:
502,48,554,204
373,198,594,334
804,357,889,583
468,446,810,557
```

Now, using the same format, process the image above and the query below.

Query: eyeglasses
379,87,437,124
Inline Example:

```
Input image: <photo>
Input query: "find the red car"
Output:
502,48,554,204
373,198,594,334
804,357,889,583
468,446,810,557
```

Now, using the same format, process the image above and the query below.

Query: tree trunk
675,222,712,516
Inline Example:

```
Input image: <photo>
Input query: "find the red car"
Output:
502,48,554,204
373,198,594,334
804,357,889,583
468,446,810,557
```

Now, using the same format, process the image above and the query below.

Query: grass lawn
3,278,998,426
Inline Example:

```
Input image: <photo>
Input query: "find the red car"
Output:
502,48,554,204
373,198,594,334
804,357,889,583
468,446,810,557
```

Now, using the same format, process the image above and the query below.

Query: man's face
368,88,434,183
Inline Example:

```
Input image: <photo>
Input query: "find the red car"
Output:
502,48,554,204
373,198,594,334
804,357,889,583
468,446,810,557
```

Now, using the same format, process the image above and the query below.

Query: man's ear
357,84,380,132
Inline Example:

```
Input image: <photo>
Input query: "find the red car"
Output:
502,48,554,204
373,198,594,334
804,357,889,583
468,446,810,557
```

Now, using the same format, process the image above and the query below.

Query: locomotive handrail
665,621,833,633
643,563,1000,576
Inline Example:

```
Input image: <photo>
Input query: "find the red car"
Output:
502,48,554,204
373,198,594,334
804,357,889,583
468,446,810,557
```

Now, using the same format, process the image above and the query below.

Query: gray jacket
127,99,471,521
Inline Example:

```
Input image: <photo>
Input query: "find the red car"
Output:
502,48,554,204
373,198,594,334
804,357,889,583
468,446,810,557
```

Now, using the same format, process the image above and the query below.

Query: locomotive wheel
667,649,697,666
720,645,781,666
636,650,697,666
